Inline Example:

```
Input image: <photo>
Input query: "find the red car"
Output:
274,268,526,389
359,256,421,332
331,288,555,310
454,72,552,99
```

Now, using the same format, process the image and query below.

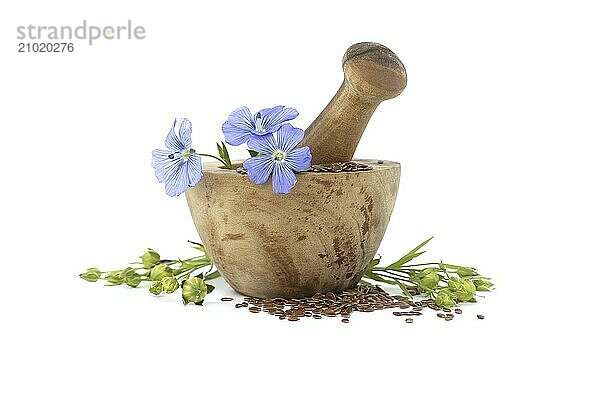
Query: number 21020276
18,42,74,53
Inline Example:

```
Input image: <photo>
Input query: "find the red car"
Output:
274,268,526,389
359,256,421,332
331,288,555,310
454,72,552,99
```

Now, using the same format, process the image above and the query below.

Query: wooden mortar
186,160,400,298
186,42,406,298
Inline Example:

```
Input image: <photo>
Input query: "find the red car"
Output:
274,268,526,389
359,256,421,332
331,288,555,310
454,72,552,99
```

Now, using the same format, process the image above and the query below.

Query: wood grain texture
186,160,401,298
299,42,407,164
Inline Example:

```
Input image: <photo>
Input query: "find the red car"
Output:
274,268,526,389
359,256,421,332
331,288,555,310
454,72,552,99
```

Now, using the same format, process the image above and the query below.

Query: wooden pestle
299,42,407,164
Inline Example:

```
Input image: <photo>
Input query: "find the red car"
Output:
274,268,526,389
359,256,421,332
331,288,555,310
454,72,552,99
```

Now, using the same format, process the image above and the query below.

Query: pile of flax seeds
220,285,485,323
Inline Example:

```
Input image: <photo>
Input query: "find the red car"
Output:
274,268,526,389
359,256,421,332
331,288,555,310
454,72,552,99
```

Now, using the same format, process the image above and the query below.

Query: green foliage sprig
79,241,220,305
81,237,493,308
361,237,494,308
216,141,233,169
197,142,234,170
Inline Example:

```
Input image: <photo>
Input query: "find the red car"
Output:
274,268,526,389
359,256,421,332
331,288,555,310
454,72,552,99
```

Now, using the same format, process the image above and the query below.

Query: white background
1,1,598,398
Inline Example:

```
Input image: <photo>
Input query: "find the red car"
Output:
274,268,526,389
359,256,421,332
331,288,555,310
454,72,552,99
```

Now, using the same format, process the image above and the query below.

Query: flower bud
447,277,462,291
149,264,174,281
473,279,494,292
462,279,476,293
149,281,163,295
106,271,124,285
420,270,441,290
181,277,208,305
455,279,476,302
125,272,142,288
161,277,179,294
80,268,102,282
140,248,161,268
435,290,456,308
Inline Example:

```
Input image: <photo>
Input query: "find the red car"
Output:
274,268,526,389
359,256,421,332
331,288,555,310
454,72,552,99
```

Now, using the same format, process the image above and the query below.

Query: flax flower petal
164,159,190,197
271,163,297,194
152,149,182,183
276,124,305,153
258,106,299,134
186,153,204,187
247,133,278,155
164,119,187,152
178,118,193,149
285,147,312,172
222,107,255,145
243,154,274,185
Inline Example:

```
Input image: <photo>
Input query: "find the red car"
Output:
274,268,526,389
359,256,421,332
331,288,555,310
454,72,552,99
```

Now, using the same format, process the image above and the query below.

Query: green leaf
363,270,414,297
362,270,397,285
385,237,433,270
217,142,233,169
188,240,206,253
180,258,211,268
397,282,413,298
248,150,260,157
204,270,221,281
367,257,381,269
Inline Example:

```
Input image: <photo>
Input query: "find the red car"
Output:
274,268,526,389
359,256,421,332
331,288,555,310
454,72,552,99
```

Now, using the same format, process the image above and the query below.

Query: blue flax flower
151,118,203,197
243,124,312,194
222,106,299,146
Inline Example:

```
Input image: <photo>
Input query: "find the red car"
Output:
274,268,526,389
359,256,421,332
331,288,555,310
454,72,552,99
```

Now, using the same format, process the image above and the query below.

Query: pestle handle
299,42,407,164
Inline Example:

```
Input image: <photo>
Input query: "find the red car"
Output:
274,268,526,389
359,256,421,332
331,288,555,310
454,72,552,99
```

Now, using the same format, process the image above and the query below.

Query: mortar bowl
185,159,400,298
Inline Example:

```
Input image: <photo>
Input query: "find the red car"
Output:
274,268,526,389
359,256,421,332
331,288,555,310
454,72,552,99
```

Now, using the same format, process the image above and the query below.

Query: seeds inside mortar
237,161,373,176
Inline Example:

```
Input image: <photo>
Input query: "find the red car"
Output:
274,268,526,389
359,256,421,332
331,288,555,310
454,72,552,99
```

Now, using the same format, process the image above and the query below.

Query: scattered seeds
477,314,485,320
220,297,234,302
229,285,486,323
